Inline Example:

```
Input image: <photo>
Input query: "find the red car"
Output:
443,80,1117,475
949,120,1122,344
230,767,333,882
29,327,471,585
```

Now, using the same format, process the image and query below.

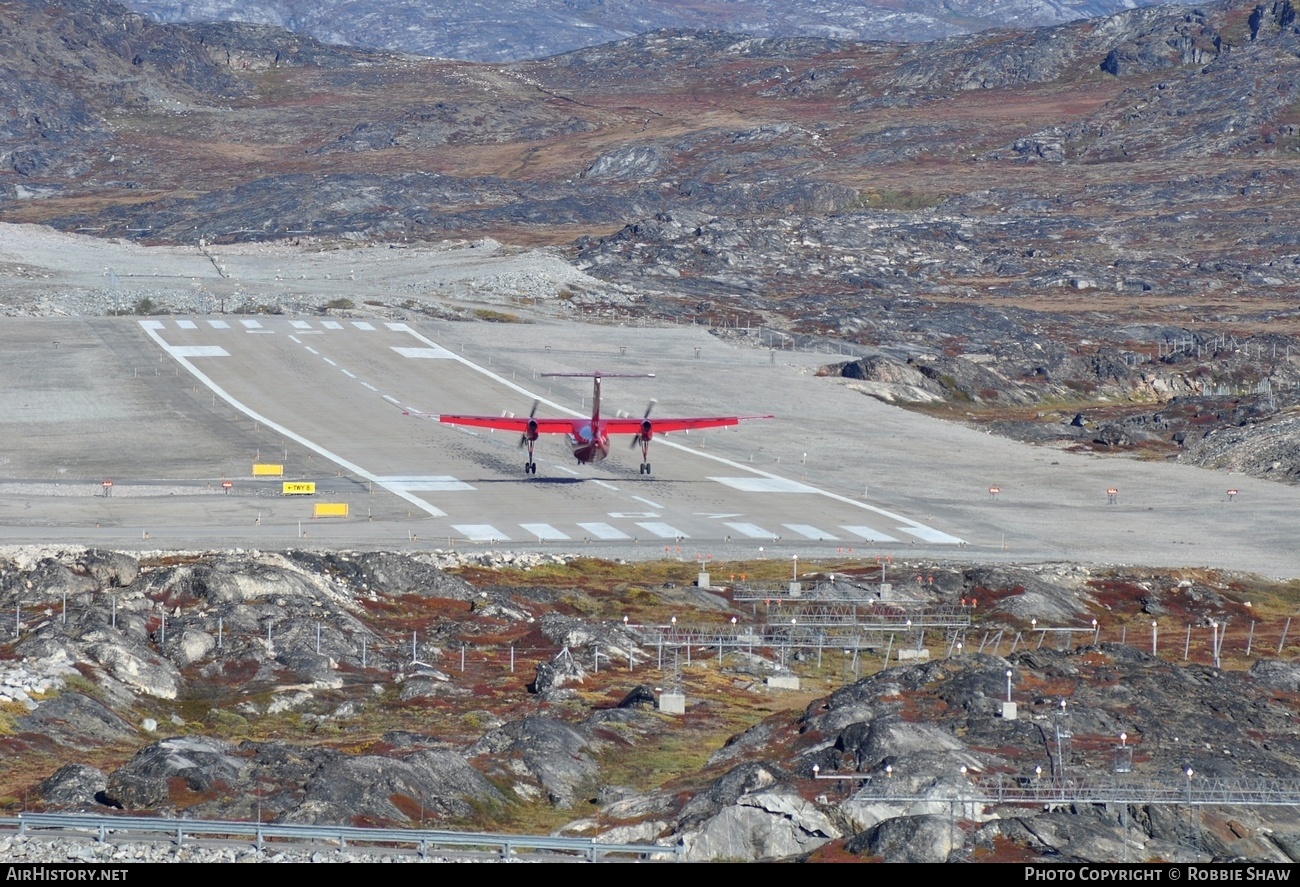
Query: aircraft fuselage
566,422,610,463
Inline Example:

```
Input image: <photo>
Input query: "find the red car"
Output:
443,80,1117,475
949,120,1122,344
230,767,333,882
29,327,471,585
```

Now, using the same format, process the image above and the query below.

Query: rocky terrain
118,0,1182,62
2,546,1300,862
4,0,1300,481
5,4,1300,861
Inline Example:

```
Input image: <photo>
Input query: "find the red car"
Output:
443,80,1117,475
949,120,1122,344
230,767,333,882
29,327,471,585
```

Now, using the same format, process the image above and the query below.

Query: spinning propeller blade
518,400,540,447
630,399,658,447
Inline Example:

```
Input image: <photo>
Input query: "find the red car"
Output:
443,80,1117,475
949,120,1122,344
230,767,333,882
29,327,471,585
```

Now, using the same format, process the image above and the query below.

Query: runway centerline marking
632,495,663,509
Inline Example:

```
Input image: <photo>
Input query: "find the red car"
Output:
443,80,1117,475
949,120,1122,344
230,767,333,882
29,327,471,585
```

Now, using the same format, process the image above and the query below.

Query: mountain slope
119,0,1180,61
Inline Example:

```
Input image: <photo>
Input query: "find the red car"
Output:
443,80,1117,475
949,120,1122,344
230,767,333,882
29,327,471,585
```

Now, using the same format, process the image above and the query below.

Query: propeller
630,399,657,447
519,400,540,447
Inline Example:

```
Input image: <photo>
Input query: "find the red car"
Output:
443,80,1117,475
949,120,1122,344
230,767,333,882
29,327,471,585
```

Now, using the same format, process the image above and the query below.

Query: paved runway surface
2,316,1298,576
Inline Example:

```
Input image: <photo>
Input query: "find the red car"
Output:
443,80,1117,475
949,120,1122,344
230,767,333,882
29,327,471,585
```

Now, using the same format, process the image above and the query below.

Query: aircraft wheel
645,463,652,475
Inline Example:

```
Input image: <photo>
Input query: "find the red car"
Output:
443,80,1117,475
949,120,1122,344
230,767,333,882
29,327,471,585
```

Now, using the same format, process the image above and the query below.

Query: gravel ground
0,222,618,318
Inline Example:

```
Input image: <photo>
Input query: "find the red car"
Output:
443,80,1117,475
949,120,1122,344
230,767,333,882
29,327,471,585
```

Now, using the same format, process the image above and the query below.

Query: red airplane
437,371,772,475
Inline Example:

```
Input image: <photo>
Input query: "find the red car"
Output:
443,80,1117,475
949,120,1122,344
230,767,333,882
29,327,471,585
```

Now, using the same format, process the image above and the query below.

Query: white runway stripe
520,523,571,541
900,527,965,544
724,522,775,539
783,523,840,541
352,321,375,330
290,320,311,329
207,320,229,329
453,524,509,541
240,319,262,329
321,320,342,330
176,319,197,329
167,345,229,357
637,521,688,539
578,522,630,540
840,525,899,543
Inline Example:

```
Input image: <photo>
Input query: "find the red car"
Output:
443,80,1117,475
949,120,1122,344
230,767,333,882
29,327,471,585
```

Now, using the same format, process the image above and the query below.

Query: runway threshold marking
577,522,630,540
840,525,900,543
520,523,570,541
137,320,448,519
454,524,509,541
724,522,775,539
637,521,688,539
783,523,840,541
901,527,965,544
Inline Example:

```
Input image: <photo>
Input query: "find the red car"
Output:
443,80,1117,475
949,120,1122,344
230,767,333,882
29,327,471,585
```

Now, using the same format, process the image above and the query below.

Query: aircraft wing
438,415,577,434
602,415,774,434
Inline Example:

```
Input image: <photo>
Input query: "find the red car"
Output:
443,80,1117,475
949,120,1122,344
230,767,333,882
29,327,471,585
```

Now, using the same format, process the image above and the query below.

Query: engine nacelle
525,419,539,441
639,419,653,441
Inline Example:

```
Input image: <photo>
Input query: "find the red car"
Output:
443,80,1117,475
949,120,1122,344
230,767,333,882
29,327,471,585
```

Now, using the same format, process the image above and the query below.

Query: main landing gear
524,436,538,475
638,434,652,476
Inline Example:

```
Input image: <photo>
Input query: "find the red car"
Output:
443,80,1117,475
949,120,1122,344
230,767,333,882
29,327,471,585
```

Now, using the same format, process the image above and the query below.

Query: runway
135,315,964,550
2,315,1298,577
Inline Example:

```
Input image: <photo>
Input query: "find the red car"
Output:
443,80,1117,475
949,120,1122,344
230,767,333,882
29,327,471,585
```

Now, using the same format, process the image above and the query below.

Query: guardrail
7,812,682,862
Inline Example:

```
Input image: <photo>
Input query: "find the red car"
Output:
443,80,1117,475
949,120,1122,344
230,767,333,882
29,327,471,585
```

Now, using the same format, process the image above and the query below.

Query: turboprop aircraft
436,372,772,475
